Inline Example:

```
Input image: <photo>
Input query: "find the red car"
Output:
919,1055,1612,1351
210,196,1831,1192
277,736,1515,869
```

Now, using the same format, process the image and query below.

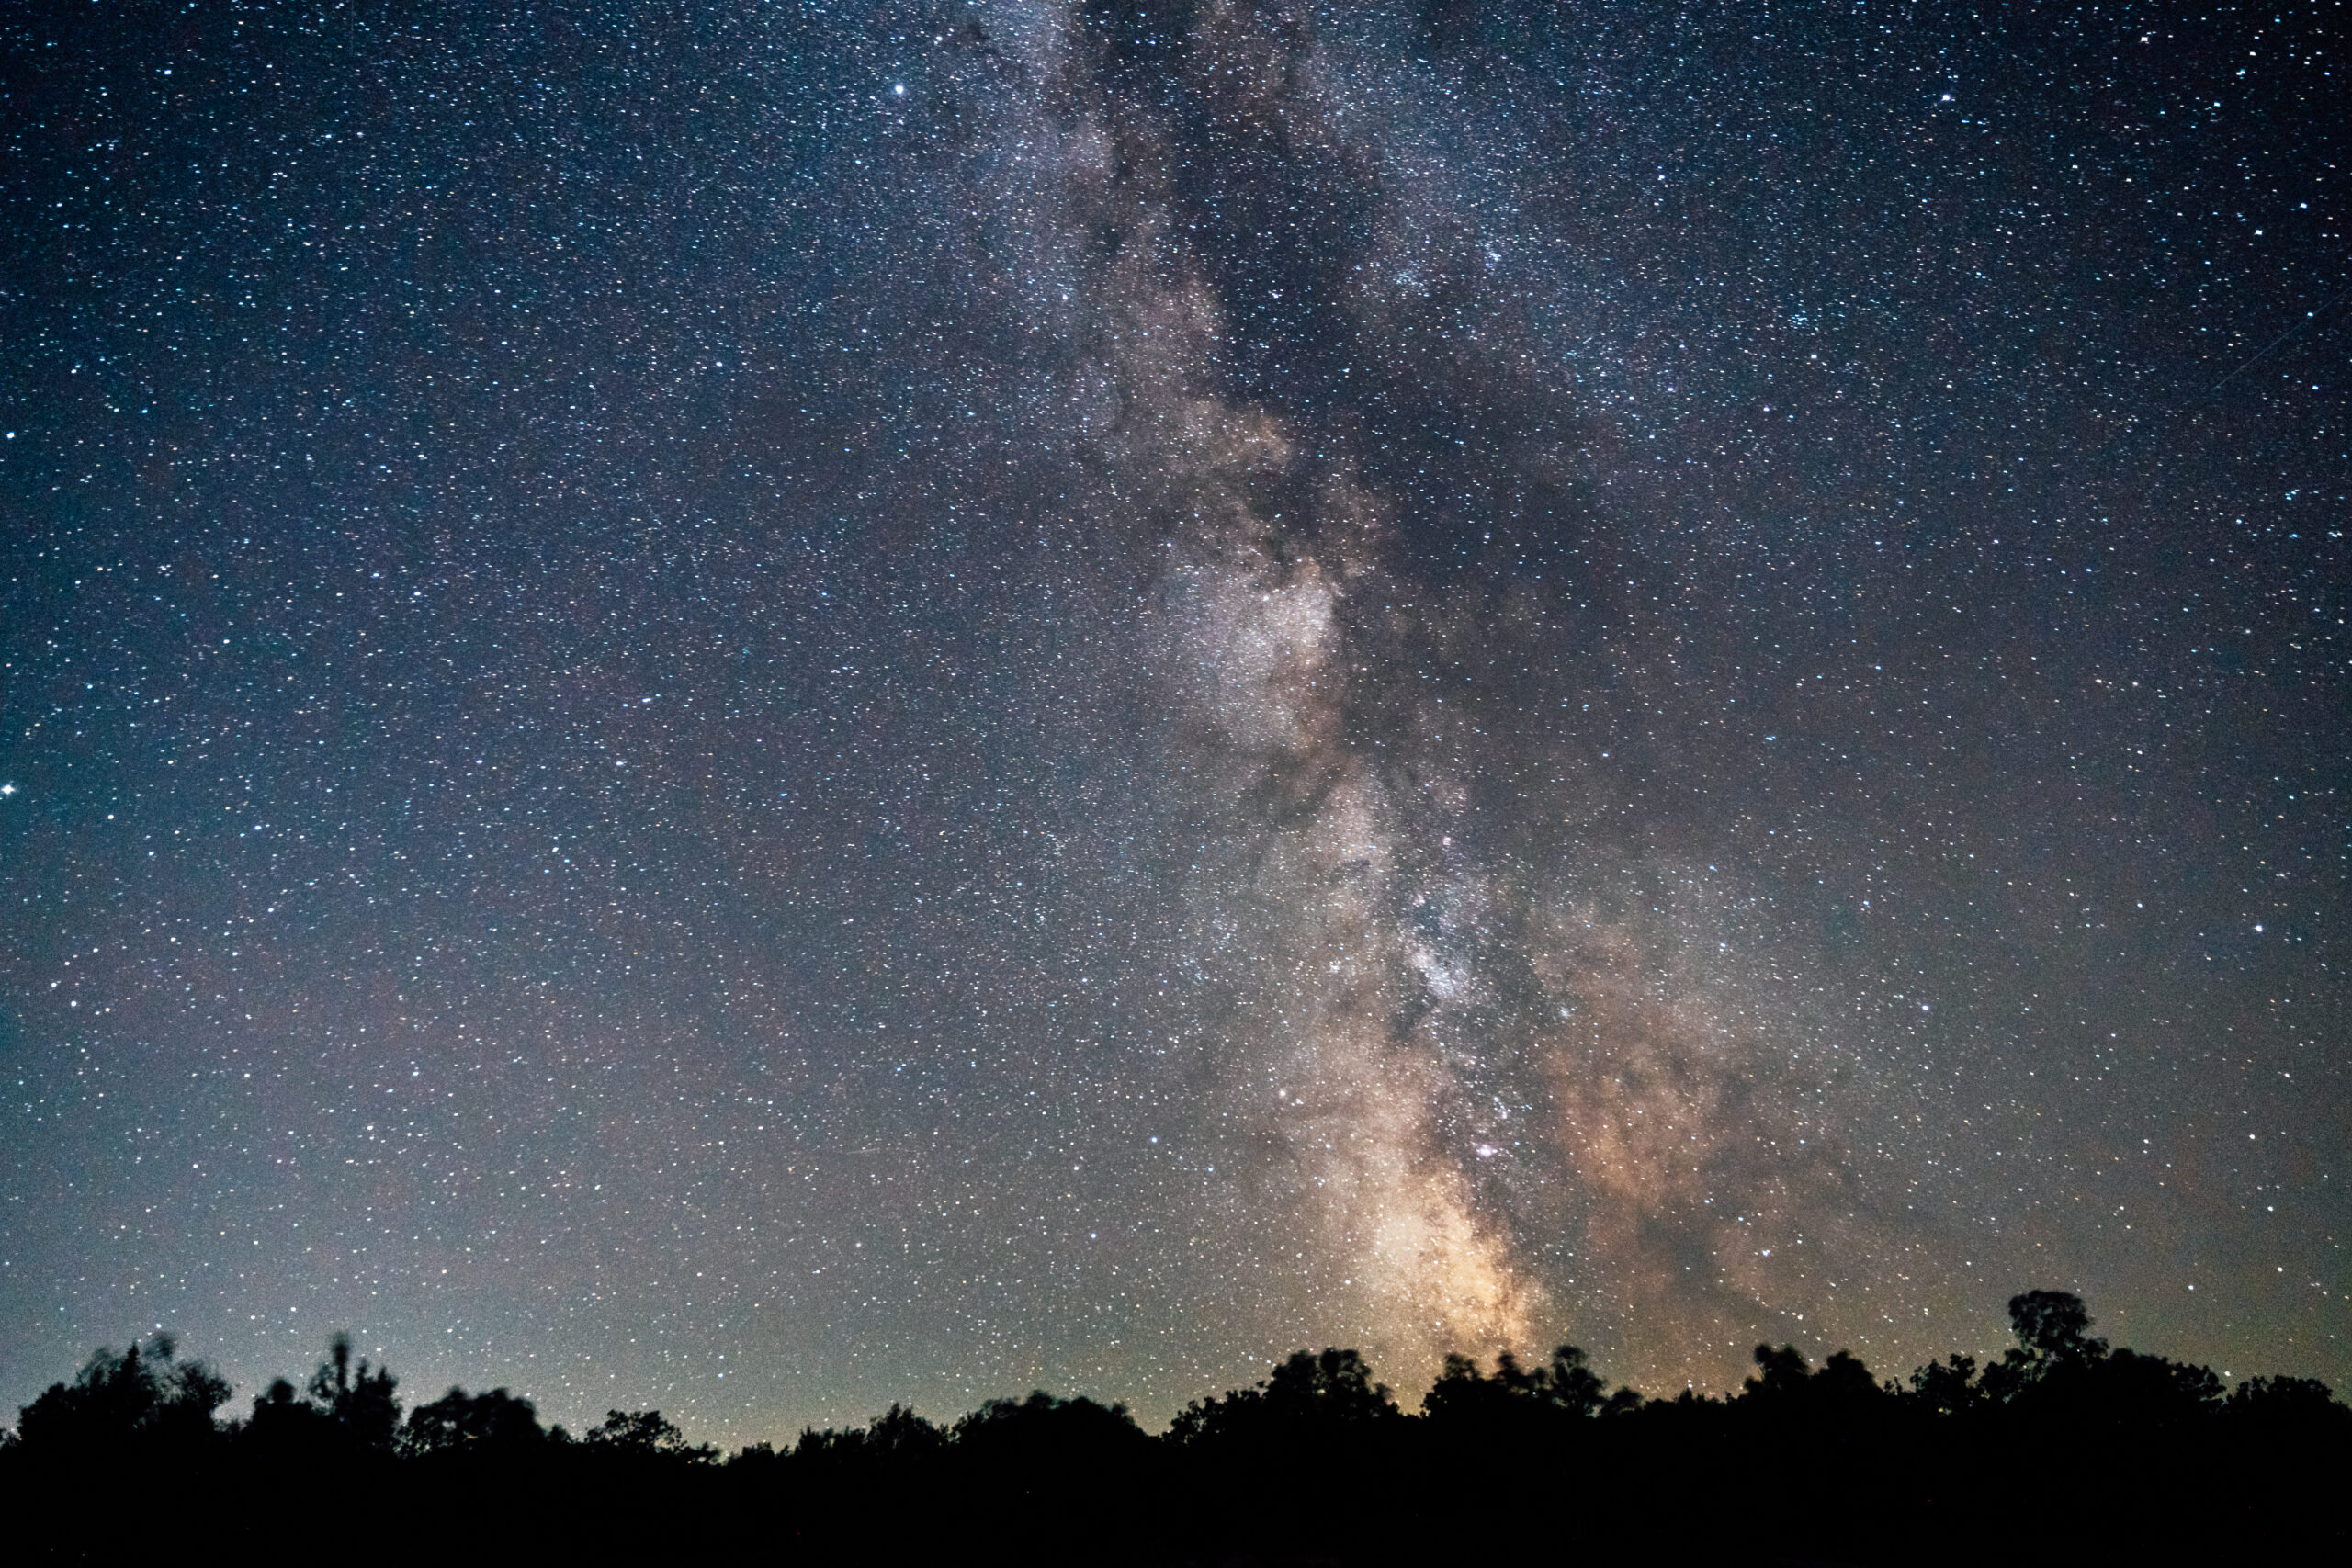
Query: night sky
4,1,2346,1449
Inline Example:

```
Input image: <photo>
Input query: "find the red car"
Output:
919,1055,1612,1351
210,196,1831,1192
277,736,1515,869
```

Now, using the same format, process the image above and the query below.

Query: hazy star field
4,2,2346,1448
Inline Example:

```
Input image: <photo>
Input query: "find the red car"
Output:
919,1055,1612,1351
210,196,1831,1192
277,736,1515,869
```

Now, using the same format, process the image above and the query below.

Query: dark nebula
3,2,2345,1447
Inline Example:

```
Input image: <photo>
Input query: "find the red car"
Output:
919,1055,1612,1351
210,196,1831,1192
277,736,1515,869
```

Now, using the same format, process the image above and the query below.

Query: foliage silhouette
1983,1287,2109,1403
1743,1340,1815,1400
953,1388,1149,1457
15,1334,229,1455
310,1332,403,1450
587,1407,717,1463
1170,1345,1400,1445
6,1292,2348,1565
1422,1342,1623,1434
2225,1373,2352,1431
401,1385,548,1457
1909,1352,1984,1416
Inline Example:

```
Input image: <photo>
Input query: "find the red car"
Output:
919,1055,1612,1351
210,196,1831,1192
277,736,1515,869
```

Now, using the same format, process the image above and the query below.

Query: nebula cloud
948,3,1891,1387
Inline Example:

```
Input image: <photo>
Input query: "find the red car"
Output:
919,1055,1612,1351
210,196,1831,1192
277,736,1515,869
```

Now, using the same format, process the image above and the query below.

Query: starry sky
3,1,2346,1448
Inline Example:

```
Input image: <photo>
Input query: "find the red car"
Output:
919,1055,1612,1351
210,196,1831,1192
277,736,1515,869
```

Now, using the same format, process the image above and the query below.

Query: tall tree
308,1333,402,1450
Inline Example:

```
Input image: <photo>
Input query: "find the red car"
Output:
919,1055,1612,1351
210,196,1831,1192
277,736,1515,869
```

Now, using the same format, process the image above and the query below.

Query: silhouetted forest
5,1292,2344,1564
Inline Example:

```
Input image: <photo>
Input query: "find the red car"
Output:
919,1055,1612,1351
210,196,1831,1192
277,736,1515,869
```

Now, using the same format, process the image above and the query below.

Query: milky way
4,3,2346,1445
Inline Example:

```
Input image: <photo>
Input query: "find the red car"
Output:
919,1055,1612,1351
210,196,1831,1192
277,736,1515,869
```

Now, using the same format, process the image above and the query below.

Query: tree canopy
5,1294,2344,1565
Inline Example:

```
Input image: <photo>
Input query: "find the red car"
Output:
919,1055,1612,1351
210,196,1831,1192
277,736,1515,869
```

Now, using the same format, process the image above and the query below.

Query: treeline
7,1329,717,1464
4,1292,2344,1564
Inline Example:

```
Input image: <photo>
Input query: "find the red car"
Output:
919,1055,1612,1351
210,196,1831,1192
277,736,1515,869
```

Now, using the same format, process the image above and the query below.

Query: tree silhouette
401,1386,547,1457
244,1374,333,1450
2224,1374,2349,1432
865,1402,948,1458
1541,1344,1611,1416
587,1408,716,1462
1815,1349,1889,1404
1984,1289,2109,1403
1270,1346,1397,1425
310,1333,402,1450
1736,1342,1888,1429
1423,1343,1619,1429
783,1404,949,1472
1908,1353,1984,1416
1743,1343,1813,1402
16,1334,230,1455
952,1388,1150,1465
7,1287,2348,1567
1174,1346,1405,1447
238,1334,402,1456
